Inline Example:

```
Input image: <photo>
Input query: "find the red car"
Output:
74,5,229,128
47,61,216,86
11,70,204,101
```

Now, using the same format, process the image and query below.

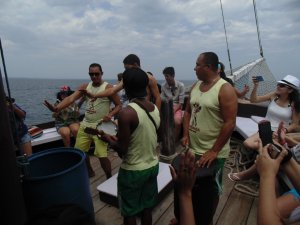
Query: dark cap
123,68,149,99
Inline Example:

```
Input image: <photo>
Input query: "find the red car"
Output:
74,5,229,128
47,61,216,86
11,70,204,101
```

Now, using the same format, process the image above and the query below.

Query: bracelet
281,149,293,165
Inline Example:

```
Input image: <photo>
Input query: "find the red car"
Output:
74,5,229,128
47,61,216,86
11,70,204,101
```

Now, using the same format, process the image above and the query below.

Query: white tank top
265,99,292,131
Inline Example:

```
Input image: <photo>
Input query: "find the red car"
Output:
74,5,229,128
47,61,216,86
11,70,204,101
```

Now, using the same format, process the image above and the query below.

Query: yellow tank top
189,79,230,158
81,82,110,128
121,102,160,170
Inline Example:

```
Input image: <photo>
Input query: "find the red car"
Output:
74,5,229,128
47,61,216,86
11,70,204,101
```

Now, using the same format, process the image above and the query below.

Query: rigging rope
253,0,264,58
219,0,233,76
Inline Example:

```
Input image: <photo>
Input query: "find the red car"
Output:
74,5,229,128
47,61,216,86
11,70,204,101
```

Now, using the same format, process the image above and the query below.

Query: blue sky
0,0,299,81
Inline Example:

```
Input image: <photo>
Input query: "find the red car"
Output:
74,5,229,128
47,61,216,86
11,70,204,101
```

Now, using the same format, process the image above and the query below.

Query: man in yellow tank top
44,63,121,179
101,68,160,225
171,52,237,225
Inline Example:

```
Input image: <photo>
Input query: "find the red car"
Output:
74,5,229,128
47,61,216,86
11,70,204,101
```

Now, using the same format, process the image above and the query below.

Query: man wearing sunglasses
83,54,161,111
44,63,121,178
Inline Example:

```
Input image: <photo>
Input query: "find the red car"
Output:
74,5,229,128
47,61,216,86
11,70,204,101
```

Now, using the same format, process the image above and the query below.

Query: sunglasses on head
89,72,101,77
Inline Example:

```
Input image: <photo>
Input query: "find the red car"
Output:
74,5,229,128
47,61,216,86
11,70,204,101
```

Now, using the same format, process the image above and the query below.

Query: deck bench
31,127,62,147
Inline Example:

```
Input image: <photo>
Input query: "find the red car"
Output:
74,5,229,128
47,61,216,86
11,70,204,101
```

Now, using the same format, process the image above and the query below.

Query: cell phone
268,143,282,159
258,120,282,158
255,76,264,82
258,120,273,146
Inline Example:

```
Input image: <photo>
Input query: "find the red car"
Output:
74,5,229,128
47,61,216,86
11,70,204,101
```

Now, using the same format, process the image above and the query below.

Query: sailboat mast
219,0,233,76
253,0,264,57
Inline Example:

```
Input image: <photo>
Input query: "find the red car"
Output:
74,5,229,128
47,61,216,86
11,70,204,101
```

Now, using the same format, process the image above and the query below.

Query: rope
219,0,233,76
253,0,264,57
226,138,259,197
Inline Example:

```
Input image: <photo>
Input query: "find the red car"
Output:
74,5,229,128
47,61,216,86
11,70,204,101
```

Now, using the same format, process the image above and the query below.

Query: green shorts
118,164,159,216
75,125,108,158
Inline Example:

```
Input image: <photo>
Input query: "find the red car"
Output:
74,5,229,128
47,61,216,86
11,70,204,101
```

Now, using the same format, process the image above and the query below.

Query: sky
0,0,300,81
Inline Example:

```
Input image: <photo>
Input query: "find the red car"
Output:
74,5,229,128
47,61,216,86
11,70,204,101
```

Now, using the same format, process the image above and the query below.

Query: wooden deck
88,140,259,225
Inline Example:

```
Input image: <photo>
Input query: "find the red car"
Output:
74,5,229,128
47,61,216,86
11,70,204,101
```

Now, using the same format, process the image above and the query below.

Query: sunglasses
89,72,101,77
277,83,289,88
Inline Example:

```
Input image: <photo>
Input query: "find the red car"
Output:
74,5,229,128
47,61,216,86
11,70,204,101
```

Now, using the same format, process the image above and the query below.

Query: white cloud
0,0,299,80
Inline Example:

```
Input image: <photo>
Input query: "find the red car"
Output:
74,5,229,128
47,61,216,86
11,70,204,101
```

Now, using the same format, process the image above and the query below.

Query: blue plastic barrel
22,148,94,219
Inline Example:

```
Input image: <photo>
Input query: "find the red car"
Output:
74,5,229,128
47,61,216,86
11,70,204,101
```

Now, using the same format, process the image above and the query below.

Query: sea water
3,77,195,125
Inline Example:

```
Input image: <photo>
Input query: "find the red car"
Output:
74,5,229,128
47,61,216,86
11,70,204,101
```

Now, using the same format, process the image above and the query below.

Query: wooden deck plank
215,189,254,225
91,144,258,225
246,197,258,225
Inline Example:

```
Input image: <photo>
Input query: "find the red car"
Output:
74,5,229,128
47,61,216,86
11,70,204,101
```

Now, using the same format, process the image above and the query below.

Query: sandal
227,172,241,182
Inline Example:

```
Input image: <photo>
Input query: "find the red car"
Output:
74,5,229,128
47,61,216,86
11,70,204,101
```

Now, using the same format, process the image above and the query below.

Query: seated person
161,67,185,141
228,75,300,181
53,86,81,147
219,62,249,98
6,96,32,155
256,140,300,225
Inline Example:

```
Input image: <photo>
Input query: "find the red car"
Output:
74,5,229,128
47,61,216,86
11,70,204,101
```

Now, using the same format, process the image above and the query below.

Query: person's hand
181,136,189,147
44,100,58,112
255,140,288,178
102,115,112,122
101,134,118,144
169,150,197,195
197,150,217,168
252,76,259,86
243,84,250,93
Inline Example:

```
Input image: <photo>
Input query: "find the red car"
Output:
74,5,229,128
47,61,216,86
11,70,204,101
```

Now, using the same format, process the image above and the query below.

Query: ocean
3,77,195,126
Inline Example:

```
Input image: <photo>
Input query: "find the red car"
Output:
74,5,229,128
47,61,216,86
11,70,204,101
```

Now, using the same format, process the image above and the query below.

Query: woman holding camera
228,75,300,181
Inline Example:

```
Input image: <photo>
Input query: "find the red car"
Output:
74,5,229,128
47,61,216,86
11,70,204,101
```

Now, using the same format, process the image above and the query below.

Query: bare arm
56,90,84,112
256,144,287,225
11,104,26,119
148,75,161,110
169,150,196,225
250,79,275,103
235,85,249,98
286,108,300,133
104,106,137,156
105,84,122,121
199,83,237,167
282,156,300,195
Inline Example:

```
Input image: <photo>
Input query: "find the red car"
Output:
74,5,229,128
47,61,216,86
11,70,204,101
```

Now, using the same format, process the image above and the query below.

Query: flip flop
227,172,241,182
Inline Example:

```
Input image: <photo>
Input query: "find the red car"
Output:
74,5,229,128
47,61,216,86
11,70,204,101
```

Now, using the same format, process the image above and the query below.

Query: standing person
44,63,121,178
116,73,129,109
171,52,237,225
6,96,32,155
83,54,161,110
53,86,81,147
101,68,160,225
161,66,185,142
